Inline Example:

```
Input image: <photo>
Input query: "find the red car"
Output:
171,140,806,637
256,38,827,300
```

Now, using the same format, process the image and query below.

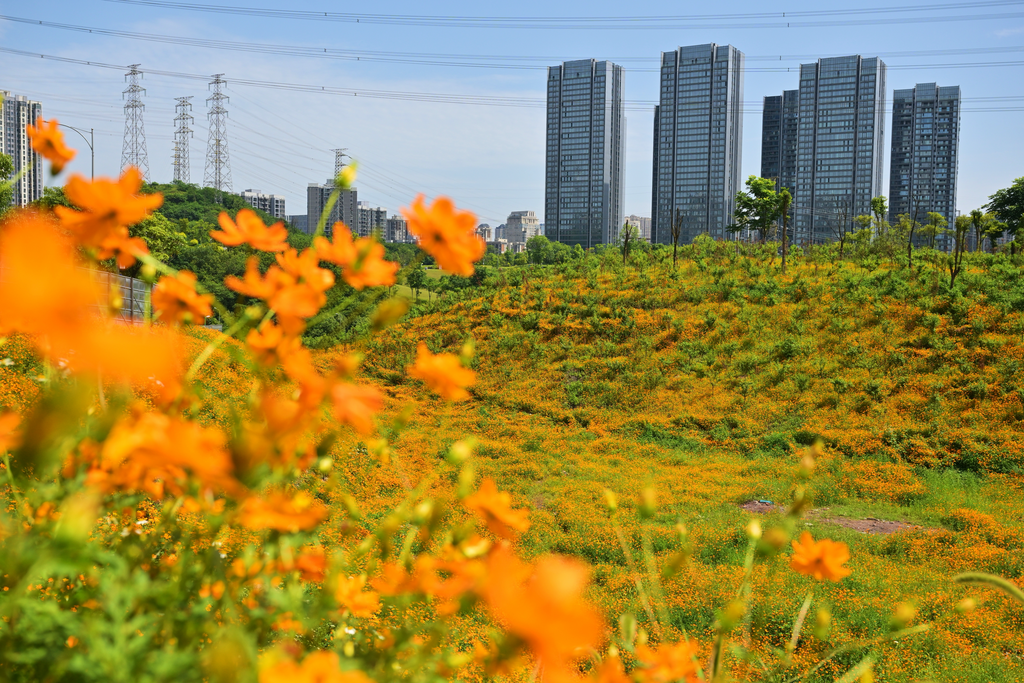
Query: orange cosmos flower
634,642,702,683
0,210,97,339
55,168,161,267
26,118,76,174
401,195,484,276
315,224,398,290
483,548,603,683
260,651,372,683
0,413,21,454
211,209,290,252
330,383,384,435
277,546,328,583
407,342,476,401
790,531,852,581
237,491,328,532
464,478,530,539
152,271,213,325
84,410,237,500
334,575,381,618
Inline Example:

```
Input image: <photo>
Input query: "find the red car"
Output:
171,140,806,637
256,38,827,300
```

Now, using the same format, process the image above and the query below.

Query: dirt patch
815,516,922,535
738,500,927,536
739,500,785,514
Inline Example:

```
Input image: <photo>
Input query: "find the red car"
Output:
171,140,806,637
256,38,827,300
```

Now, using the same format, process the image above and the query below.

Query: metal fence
0,266,151,324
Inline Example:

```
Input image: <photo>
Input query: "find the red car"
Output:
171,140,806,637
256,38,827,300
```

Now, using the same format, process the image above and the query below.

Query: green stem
785,625,930,683
2,453,28,520
954,572,1024,605
610,514,661,639
787,590,815,654
134,252,235,325
184,308,263,382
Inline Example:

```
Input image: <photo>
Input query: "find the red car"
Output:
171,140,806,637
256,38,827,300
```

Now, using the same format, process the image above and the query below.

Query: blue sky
2,0,1022,224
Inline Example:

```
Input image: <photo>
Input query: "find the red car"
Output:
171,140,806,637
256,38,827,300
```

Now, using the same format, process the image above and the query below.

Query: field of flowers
1,120,1023,682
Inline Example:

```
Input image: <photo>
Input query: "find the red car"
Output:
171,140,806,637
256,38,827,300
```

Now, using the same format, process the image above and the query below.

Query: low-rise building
240,189,286,219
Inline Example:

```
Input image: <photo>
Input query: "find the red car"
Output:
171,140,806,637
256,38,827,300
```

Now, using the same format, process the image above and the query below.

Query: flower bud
618,613,637,647
460,337,476,362
370,299,409,333
244,305,264,320
956,598,977,614
337,163,358,189
603,489,618,512
813,608,832,640
457,462,476,499
140,263,157,283
317,457,333,472
661,550,690,579
447,438,477,464
890,602,917,630
716,600,746,634
746,519,763,540
639,487,657,520
758,527,790,555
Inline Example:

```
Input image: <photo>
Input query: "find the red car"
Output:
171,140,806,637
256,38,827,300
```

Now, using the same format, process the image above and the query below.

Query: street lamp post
57,123,94,180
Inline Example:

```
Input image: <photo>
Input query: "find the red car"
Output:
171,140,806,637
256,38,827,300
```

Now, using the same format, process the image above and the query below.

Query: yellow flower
790,531,852,581
407,342,476,401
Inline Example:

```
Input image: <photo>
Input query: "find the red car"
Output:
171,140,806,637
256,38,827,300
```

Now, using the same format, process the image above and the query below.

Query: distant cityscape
3,43,961,251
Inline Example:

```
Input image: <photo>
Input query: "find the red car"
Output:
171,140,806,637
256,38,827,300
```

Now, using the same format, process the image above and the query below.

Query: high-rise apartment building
651,44,744,245
307,181,357,238
240,189,286,219
544,59,625,249
505,210,541,244
1,91,44,207
888,83,960,246
386,215,410,243
760,90,799,194
785,56,887,244
358,201,388,237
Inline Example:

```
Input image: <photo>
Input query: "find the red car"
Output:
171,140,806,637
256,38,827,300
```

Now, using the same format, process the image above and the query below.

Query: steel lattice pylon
331,148,349,180
172,96,194,184
204,74,232,193
121,64,150,180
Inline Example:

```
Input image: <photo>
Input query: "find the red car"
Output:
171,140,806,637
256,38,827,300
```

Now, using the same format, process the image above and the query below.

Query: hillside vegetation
3,238,1024,681
330,242,1024,681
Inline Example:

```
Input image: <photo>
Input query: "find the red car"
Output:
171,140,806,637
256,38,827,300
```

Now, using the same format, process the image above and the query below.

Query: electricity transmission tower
172,96,194,183
121,64,150,180
204,74,232,193
331,148,349,179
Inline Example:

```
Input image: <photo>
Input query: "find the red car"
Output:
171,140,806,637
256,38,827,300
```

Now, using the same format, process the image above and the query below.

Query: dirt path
739,500,927,535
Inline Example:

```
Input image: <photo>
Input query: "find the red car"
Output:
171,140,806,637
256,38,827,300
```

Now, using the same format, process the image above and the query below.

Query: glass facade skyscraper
544,59,625,249
788,56,887,244
651,44,744,245
888,83,960,248
760,90,799,195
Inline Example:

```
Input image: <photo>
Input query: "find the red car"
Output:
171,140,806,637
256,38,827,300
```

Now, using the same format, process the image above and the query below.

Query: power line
102,0,1024,29
5,47,1024,114
5,15,1024,73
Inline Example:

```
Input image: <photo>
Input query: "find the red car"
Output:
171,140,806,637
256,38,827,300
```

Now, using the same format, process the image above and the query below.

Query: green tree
779,189,792,273
732,176,785,244
921,212,948,250
526,235,554,264
948,214,972,288
406,265,427,300
986,177,1024,247
0,153,14,217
